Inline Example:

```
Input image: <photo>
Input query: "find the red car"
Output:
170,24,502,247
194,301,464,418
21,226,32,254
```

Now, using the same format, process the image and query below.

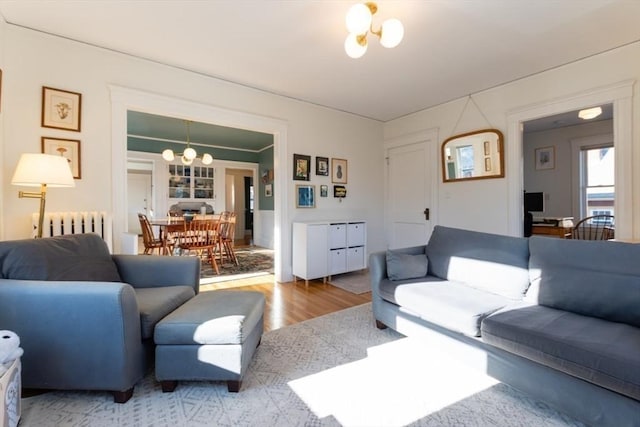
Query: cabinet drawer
347,222,365,247
329,223,347,249
329,248,347,275
347,246,365,271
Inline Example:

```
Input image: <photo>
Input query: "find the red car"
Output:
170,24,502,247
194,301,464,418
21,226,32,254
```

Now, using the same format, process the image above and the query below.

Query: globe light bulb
162,149,175,161
183,147,197,160
202,153,213,165
344,33,367,59
380,18,404,48
345,3,372,35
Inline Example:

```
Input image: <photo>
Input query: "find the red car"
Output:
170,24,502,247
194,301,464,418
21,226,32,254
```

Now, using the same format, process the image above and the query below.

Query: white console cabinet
292,220,367,286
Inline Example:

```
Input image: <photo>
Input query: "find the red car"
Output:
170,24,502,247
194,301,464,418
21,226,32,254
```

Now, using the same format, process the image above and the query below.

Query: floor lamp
11,153,75,238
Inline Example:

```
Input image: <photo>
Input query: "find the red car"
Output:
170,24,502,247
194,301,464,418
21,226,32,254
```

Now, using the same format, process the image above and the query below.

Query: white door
127,173,152,234
385,140,433,249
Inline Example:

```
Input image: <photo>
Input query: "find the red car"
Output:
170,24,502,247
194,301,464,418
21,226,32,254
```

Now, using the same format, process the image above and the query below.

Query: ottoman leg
161,380,178,393
227,380,242,392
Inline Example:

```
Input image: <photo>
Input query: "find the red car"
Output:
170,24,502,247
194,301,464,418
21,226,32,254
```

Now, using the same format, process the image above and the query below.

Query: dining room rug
200,246,273,282
328,269,371,294
18,303,583,427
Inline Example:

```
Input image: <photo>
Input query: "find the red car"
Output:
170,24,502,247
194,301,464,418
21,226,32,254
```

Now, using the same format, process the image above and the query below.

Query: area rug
200,247,273,282
19,304,583,427
328,270,370,294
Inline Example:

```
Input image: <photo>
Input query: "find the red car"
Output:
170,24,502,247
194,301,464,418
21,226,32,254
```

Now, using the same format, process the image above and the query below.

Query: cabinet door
329,248,347,275
347,246,365,271
329,223,347,249
347,222,366,247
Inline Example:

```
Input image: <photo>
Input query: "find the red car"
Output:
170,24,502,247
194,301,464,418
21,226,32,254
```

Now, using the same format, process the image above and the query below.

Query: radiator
32,211,113,252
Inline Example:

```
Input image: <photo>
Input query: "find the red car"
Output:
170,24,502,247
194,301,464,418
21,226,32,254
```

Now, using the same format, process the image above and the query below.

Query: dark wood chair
572,215,615,240
176,218,220,274
138,213,172,255
217,212,239,265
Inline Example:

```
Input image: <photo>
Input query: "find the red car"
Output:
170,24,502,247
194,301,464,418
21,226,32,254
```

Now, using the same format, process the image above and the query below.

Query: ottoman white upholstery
154,290,265,392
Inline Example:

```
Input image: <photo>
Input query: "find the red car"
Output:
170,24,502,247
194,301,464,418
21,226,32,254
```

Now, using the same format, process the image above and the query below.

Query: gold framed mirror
442,129,504,182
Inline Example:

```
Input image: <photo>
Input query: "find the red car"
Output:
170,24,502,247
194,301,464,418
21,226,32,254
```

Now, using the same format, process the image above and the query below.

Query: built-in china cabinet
168,164,214,200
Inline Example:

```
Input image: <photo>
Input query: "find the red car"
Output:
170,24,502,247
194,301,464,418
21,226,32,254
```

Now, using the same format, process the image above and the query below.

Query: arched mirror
442,129,504,182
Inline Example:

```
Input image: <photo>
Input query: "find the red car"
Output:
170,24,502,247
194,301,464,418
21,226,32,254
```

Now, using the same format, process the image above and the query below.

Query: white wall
384,41,640,237
0,25,383,280
0,18,6,238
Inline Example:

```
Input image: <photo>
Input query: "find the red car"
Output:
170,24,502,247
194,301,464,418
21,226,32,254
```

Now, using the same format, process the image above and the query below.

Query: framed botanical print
331,158,348,184
42,136,81,179
42,86,82,132
293,154,311,181
535,146,555,170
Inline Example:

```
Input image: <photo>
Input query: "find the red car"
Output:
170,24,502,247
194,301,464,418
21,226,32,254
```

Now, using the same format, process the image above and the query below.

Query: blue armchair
0,233,200,403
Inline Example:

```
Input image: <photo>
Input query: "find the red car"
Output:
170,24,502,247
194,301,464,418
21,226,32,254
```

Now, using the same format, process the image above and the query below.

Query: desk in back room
531,225,572,238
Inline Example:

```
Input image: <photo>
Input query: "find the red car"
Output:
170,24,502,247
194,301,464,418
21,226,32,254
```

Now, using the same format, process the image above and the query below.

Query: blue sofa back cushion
426,226,530,299
528,236,640,327
0,233,122,282
386,250,428,281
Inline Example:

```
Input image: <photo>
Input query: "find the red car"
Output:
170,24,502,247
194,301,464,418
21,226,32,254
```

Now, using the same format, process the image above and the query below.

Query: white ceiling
1,1,640,122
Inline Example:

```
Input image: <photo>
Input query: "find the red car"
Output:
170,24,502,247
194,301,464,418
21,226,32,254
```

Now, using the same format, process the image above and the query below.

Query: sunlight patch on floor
288,337,498,426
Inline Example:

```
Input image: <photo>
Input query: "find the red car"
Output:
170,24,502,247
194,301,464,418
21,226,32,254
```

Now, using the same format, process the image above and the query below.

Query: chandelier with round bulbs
344,2,404,59
161,120,213,165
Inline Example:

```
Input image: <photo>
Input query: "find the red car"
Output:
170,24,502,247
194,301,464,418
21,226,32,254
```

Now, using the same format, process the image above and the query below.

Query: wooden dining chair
572,215,615,240
176,218,220,274
138,213,172,255
218,212,239,266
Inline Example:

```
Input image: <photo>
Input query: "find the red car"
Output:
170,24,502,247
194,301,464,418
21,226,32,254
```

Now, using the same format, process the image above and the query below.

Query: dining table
149,214,221,255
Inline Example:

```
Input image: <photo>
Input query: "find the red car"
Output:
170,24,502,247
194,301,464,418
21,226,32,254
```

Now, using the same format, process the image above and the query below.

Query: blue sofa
370,225,640,427
0,233,200,403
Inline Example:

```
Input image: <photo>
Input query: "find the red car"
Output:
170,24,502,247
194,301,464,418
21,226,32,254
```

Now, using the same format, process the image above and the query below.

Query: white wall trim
507,80,635,238
110,85,290,281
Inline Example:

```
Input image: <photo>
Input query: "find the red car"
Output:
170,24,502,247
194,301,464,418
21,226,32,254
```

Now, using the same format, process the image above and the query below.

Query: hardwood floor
200,274,371,332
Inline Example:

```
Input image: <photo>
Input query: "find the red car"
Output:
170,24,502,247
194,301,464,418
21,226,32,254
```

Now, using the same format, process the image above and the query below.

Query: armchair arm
112,254,200,294
0,279,144,391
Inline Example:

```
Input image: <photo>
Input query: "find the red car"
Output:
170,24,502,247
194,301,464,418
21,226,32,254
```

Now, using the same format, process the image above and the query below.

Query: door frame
110,86,290,282
507,80,634,239
383,128,439,248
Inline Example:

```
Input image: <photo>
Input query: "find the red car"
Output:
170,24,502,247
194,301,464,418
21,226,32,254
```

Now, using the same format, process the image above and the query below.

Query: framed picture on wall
41,86,82,132
296,185,315,208
293,154,311,181
320,184,328,197
265,183,273,197
331,158,348,184
316,156,329,176
535,146,555,170
41,136,81,179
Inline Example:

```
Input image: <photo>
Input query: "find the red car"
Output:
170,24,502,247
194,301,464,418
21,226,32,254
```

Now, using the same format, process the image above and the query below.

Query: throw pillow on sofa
386,250,428,281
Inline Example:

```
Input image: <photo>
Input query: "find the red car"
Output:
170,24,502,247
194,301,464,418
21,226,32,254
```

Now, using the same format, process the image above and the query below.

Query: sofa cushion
379,276,511,336
426,226,530,299
135,286,195,339
482,305,640,401
386,250,428,280
0,234,121,282
528,237,640,327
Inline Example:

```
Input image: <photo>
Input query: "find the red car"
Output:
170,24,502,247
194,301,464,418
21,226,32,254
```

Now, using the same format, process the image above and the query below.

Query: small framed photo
535,146,555,170
331,158,348,184
320,184,328,197
293,154,311,181
334,185,347,198
296,184,315,208
42,136,81,179
42,86,82,132
316,156,329,176
484,157,491,171
484,140,490,156
264,183,273,197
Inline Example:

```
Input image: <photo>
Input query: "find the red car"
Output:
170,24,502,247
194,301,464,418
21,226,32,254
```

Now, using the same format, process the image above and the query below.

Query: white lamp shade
11,153,75,187
346,3,372,35
578,107,602,120
345,33,368,58
380,18,404,48
201,153,213,165
162,149,175,161
183,147,197,160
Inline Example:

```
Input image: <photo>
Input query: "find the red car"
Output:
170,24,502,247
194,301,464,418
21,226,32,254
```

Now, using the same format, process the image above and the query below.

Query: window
581,146,614,220
456,145,474,178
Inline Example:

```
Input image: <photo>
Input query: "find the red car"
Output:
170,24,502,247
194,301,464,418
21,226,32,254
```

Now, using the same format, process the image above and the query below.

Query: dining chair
218,212,239,266
572,215,615,240
176,218,220,274
138,213,172,255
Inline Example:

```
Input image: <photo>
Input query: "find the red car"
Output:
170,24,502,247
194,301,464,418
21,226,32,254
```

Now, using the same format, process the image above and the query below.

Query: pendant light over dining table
161,120,213,165
344,2,404,59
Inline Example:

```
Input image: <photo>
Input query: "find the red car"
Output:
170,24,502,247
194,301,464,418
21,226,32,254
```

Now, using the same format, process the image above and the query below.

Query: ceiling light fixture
344,2,404,59
161,120,213,165
578,107,602,120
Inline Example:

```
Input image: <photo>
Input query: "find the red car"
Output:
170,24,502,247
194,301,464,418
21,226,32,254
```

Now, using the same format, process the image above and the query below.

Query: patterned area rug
20,303,583,427
200,247,273,283
328,270,370,294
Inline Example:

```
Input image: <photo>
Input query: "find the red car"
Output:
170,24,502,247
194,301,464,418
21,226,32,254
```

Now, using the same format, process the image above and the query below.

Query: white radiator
32,211,113,252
